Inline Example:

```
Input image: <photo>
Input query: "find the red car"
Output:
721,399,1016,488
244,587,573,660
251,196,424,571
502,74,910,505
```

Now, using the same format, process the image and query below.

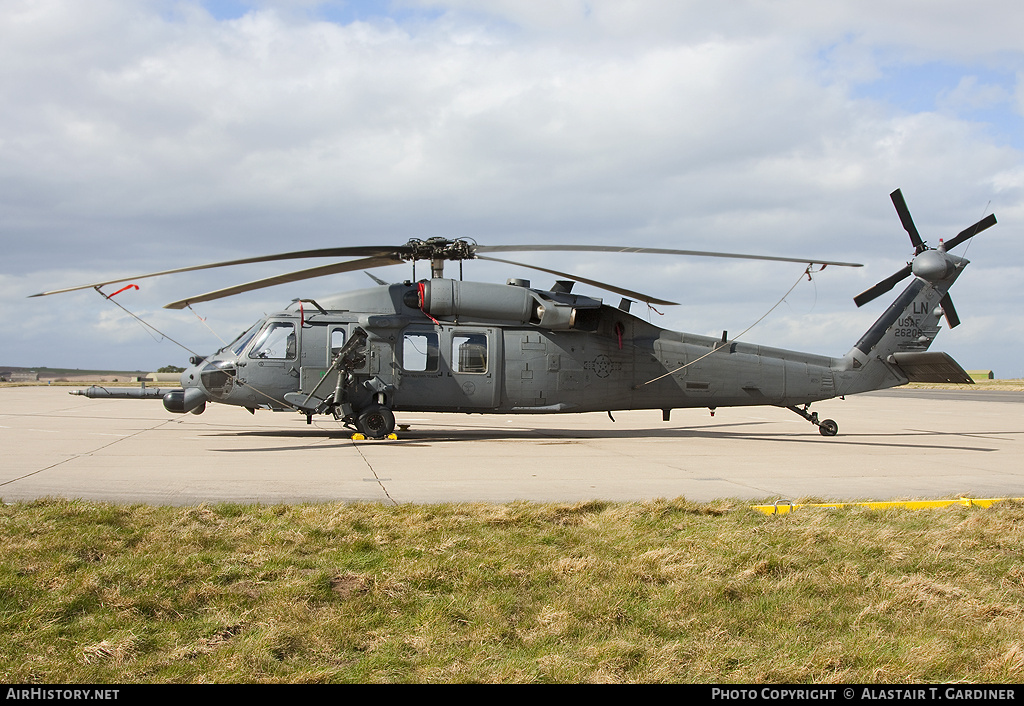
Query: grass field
1,497,1023,683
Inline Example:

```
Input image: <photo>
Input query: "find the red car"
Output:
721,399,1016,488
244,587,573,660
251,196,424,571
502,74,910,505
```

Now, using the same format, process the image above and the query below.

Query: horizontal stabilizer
887,352,974,384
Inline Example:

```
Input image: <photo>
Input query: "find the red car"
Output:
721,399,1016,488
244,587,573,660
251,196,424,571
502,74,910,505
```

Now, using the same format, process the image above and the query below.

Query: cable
231,377,296,411
96,287,200,357
187,304,228,345
958,200,992,261
633,264,819,389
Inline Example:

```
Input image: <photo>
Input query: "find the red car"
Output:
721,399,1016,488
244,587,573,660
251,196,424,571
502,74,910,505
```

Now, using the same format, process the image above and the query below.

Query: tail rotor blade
853,264,913,308
940,293,960,329
942,213,997,252
891,189,927,254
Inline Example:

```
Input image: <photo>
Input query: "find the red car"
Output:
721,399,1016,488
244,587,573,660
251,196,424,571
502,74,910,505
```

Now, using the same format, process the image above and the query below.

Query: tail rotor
853,188,997,328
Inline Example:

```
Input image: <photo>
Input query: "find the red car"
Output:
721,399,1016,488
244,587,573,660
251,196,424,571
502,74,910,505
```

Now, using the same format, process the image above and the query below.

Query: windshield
221,321,263,357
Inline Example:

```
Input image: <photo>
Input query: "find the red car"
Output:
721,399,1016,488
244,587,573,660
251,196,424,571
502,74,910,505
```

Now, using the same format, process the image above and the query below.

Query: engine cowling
413,279,603,330
418,280,541,324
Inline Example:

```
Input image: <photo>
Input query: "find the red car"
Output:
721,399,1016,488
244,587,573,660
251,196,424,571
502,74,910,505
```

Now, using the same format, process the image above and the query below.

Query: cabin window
453,333,488,374
330,328,346,360
402,331,439,372
248,322,296,360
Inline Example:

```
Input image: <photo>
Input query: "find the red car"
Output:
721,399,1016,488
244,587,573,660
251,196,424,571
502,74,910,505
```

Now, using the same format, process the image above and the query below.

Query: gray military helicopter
32,189,996,438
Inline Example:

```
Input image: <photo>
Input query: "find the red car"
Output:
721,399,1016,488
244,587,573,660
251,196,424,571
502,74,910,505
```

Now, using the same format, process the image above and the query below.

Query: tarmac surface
2,386,1022,506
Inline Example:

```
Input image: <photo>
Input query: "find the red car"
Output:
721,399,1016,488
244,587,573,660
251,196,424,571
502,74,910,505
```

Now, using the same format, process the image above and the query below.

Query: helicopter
31,189,996,439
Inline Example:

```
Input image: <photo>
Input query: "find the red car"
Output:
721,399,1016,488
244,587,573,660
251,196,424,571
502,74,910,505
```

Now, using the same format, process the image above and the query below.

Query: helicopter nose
163,362,210,414
192,358,237,400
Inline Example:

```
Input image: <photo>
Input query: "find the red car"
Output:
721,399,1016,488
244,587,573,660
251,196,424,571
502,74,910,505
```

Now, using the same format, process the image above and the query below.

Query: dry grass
1,498,1022,683
901,379,1024,391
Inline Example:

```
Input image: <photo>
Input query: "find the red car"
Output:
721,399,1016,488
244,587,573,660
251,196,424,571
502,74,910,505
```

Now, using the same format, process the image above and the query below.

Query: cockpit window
248,322,297,360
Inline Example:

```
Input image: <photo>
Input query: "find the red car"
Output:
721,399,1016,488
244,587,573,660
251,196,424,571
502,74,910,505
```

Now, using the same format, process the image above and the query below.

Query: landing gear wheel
356,406,396,439
786,405,839,437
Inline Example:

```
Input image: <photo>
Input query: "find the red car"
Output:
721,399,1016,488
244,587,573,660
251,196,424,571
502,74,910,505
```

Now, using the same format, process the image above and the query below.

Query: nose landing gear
356,405,396,439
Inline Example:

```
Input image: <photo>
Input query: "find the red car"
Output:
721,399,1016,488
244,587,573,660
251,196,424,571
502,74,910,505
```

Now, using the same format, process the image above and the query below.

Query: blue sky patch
854,59,1022,150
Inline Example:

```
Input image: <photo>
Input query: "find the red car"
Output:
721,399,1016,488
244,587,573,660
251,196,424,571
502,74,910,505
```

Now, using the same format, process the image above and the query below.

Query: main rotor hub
403,238,476,263
401,238,478,279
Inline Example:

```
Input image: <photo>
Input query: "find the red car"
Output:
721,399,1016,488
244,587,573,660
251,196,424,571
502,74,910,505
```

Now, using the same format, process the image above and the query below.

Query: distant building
967,370,994,381
144,372,184,383
7,372,40,382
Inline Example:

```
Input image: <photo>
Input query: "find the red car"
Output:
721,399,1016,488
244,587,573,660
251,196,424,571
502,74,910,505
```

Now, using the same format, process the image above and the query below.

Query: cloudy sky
3,0,1022,377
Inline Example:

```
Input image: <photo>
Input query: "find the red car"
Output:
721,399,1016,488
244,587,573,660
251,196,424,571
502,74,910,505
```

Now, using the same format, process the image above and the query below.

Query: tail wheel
356,406,396,439
818,419,838,437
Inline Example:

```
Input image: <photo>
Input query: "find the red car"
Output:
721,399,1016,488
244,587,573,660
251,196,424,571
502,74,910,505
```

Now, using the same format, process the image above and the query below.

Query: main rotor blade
942,213,997,252
853,264,913,308
890,188,927,254
29,246,403,298
940,293,960,329
163,255,404,309
475,245,863,268
475,255,679,306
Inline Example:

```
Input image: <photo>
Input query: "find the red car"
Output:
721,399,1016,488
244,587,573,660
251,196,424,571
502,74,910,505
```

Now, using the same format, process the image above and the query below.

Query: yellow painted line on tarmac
752,497,1023,515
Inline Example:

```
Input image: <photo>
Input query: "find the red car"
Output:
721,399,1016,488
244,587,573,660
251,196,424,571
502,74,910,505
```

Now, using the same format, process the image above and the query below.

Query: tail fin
852,264,957,362
838,259,971,394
